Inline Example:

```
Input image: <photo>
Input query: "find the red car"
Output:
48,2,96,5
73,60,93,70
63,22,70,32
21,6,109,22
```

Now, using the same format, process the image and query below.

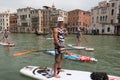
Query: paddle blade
13,51,31,56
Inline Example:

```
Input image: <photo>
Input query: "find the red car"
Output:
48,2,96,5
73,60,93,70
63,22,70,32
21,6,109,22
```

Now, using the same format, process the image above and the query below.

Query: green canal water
0,33,120,80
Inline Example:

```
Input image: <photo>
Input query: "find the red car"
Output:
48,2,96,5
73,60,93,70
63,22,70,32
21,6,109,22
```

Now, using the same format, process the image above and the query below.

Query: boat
68,44,94,51
20,66,120,80
44,50,97,62
0,42,15,47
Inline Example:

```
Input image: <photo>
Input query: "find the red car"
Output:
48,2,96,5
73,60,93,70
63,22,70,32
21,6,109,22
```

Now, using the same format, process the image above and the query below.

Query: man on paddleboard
53,16,68,78
76,27,83,46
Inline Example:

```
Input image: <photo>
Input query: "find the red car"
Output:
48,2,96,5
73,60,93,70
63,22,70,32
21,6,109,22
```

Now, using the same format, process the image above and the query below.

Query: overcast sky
0,0,109,12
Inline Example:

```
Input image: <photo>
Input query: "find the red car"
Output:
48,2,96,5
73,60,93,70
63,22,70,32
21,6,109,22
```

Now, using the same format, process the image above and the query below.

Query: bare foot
54,74,61,78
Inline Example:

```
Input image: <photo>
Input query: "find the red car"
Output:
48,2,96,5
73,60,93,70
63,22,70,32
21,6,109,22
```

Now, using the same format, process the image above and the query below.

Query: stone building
9,13,17,32
50,9,68,28
17,7,35,33
0,11,10,32
68,9,91,33
90,0,120,35
30,9,43,33
109,0,120,35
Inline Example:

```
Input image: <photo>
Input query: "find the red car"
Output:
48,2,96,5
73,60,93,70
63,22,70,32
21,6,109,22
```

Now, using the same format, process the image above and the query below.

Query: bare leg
77,39,80,46
58,60,64,72
5,38,8,43
53,62,61,78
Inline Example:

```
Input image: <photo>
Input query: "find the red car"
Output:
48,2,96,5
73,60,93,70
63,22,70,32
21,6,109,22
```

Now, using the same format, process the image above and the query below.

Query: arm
63,28,68,36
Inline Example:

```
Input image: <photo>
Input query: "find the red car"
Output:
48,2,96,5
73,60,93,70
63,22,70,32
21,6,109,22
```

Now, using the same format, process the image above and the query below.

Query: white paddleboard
20,66,120,80
68,44,94,51
0,42,15,47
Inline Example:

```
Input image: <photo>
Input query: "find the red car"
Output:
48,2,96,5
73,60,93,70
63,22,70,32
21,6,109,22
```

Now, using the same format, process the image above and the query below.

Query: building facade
17,7,35,33
0,11,10,32
9,13,17,32
109,0,120,35
50,9,68,28
68,9,91,33
90,1,111,35
30,9,43,33
90,0,120,35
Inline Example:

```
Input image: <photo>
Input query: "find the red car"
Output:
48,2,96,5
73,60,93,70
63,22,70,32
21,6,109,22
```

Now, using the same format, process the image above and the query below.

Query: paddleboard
44,50,97,62
68,44,94,51
0,42,15,47
20,66,120,80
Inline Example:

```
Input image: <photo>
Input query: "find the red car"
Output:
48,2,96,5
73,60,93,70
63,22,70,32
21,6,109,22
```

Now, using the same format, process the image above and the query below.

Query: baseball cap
57,17,64,21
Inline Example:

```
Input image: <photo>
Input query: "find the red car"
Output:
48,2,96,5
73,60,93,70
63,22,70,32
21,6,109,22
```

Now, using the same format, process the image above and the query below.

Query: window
112,3,114,7
105,16,107,22
111,19,113,24
107,27,110,32
96,16,99,23
100,16,102,22
103,16,105,22
6,23,8,26
92,17,94,23
111,9,114,15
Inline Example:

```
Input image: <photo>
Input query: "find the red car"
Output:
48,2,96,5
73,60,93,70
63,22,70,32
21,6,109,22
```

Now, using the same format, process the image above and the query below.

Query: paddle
13,48,77,57
12,50,43,56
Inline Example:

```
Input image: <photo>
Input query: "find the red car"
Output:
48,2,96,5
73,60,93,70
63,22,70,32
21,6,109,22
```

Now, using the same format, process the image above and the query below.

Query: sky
0,0,109,13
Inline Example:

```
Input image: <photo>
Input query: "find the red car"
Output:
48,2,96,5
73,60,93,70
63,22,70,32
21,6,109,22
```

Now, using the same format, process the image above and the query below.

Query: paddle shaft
12,48,78,57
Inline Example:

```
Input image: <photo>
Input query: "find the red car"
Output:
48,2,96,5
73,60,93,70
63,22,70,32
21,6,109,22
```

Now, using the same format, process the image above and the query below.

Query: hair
90,72,108,80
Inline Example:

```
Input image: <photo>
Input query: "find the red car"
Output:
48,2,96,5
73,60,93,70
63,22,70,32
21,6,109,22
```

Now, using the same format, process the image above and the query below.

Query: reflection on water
0,33,120,80
3,47,10,54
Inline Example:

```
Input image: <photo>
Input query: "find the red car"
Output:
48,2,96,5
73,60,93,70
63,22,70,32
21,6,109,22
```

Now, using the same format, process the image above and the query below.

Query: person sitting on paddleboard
76,27,83,46
53,16,71,78
2,29,9,43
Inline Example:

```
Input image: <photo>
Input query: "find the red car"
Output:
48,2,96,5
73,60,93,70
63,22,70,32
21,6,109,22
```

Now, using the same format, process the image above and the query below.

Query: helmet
57,17,64,22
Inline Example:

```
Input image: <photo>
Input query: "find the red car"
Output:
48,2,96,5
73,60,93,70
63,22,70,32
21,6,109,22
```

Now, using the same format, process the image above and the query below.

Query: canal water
0,33,120,80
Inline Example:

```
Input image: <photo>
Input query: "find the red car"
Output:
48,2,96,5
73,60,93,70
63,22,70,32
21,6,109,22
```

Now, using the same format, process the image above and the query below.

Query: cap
57,17,64,22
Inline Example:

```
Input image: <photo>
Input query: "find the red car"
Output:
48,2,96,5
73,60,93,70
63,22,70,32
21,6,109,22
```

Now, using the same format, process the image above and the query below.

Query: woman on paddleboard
53,16,71,78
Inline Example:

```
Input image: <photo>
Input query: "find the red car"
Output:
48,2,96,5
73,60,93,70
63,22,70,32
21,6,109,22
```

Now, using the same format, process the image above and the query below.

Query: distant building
0,11,10,32
42,6,53,33
9,13,17,32
50,9,68,28
90,0,120,35
68,9,91,33
30,9,43,33
17,7,35,33
109,0,120,35
91,1,110,35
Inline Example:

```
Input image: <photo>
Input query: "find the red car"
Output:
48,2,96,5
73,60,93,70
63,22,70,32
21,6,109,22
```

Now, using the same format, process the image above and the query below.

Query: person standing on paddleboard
53,16,68,78
2,29,9,43
76,27,83,46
